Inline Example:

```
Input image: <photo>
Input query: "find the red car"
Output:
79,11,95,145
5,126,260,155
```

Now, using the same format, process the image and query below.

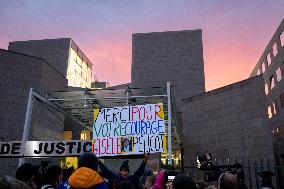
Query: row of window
70,48,91,72
63,130,91,140
257,30,284,75
267,93,284,119
264,67,282,95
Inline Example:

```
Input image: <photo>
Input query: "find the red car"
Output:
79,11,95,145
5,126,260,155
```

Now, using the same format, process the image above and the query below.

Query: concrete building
131,29,206,165
250,18,284,161
91,81,111,89
250,18,284,187
182,75,273,159
131,30,205,112
182,76,275,188
9,38,93,88
0,49,67,175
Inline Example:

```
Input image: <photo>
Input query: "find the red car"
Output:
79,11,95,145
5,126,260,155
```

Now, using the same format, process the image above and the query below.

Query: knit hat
78,152,98,171
120,160,130,172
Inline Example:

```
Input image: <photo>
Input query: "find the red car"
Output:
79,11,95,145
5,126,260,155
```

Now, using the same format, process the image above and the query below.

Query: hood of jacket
68,167,104,188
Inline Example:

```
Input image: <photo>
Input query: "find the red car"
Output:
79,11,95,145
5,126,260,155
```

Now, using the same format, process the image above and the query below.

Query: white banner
93,103,166,157
0,140,92,157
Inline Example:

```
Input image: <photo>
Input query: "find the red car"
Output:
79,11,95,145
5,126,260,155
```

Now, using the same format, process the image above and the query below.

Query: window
63,131,73,140
267,53,271,66
80,130,90,140
273,102,277,115
276,67,282,82
281,31,284,47
257,69,261,75
272,43,278,57
262,62,266,73
268,106,273,119
270,76,275,89
265,83,269,95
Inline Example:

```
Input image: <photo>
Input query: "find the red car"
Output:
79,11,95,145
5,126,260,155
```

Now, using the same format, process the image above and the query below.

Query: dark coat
98,160,147,189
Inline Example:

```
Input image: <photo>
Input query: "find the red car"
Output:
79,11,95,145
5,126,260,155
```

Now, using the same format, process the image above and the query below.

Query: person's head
145,175,156,188
0,175,33,189
206,185,217,189
40,165,62,187
123,138,130,147
16,163,35,187
120,160,130,178
218,173,238,189
173,175,197,189
78,152,98,171
196,181,208,189
62,167,74,181
116,181,135,189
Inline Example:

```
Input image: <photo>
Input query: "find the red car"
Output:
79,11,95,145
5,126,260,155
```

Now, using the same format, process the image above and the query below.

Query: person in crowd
172,175,197,189
38,165,62,189
57,167,74,189
206,185,217,189
121,138,132,152
217,173,238,189
0,175,33,189
98,153,149,188
144,175,157,189
16,163,37,189
259,171,274,189
62,152,108,189
116,181,135,189
196,181,208,189
151,170,166,189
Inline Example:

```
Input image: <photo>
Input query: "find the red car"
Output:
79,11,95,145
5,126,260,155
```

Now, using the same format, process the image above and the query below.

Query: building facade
9,38,93,88
0,49,67,175
131,30,206,112
250,18,284,160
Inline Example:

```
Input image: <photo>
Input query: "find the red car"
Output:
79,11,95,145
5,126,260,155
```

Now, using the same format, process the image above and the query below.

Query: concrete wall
182,75,274,159
131,30,205,112
0,49,67,176
250,18,284,158
8,38,71,77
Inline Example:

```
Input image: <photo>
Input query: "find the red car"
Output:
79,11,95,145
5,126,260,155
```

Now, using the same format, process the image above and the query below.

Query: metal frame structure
19,82,178,166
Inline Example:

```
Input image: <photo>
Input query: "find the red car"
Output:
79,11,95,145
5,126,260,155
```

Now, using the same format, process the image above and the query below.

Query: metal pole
167,82,172,165
18,88,34,167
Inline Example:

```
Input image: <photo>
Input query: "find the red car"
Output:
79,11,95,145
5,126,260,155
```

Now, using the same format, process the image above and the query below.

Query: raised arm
133,153,149,178
98,161,118,180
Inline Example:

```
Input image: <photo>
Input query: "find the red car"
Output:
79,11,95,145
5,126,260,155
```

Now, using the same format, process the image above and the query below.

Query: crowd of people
0,152,262,189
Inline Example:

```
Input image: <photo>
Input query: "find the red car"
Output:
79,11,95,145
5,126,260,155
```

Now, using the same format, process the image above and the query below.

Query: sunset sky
0,0,283,91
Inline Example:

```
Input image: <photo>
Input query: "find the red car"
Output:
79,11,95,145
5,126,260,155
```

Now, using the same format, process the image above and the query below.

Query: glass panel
268,106,272,119
63,131,72,140
262,62,266,73
270,76,275,89
265,83,269,95
273,102,277,114
276,67,282,82
80,130,91,140
281,31,284,47
77,56,83,67
267,53,271,66
272,43,278,57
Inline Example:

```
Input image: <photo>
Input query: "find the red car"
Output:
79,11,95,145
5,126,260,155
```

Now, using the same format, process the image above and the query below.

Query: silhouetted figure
173,175,197,189
61,152,109,189
259,171,274,189
218,173,238,189
16,163,36,189
38,165,62,189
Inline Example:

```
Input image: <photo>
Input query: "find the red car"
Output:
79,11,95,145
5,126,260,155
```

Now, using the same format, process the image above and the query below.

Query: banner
0,140,92,157
93,103,166,157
